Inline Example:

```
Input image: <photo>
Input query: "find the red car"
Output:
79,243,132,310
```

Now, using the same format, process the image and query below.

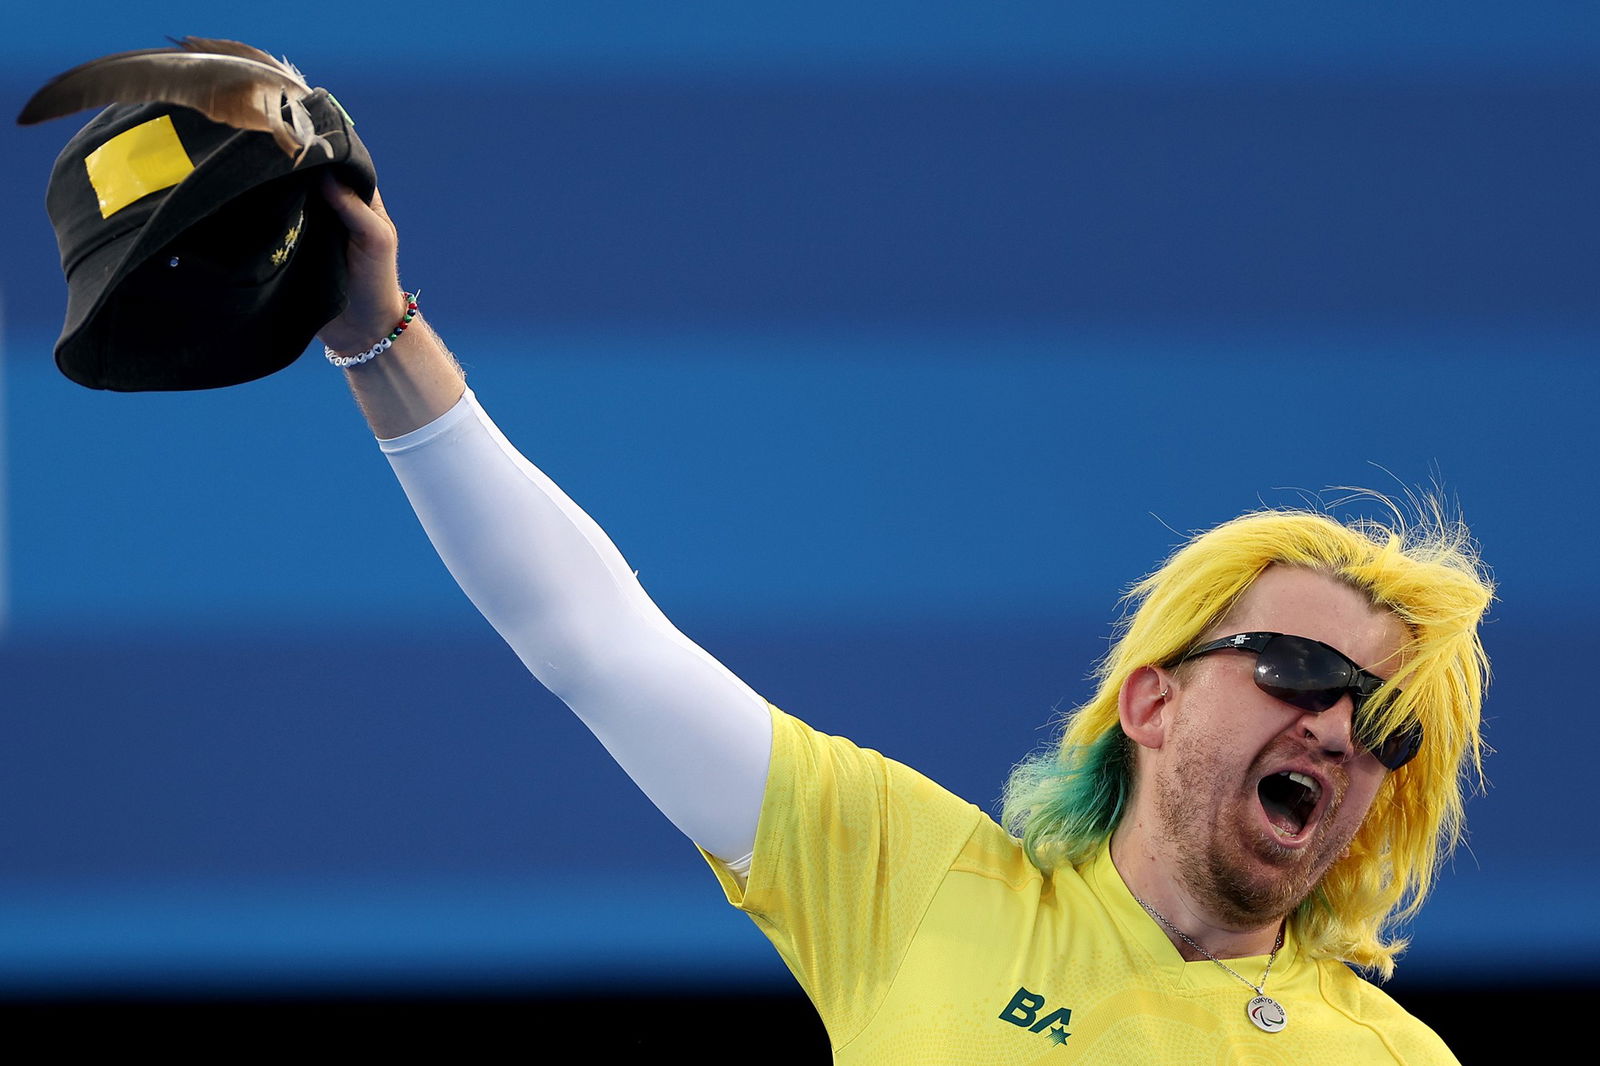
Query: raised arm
316,178,464,437
318,179,772,865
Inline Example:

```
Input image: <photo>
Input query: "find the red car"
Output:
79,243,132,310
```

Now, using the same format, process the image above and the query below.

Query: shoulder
764,705,986,843
1316,961,1460,1065
732,707,1001,1046
949,809,1046,889
734,707,992,920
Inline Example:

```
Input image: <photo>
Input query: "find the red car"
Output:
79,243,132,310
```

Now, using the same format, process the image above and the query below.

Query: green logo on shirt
999,986,1073,1046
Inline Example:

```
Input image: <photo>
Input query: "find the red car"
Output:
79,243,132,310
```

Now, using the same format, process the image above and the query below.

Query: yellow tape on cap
83,115,196,219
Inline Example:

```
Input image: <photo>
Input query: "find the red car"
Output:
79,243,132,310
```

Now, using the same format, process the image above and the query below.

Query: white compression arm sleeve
378,389,772,863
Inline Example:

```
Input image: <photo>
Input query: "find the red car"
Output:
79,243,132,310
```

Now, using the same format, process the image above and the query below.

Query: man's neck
1109,824,1285,961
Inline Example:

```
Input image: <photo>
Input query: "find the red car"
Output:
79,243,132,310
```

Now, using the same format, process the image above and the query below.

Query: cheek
1335,767,1388,830
1175,686,1290,753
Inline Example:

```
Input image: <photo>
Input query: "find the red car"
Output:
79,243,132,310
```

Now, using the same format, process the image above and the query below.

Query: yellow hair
1001,503,1493,978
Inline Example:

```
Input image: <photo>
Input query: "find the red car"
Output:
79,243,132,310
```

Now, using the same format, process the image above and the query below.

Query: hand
318,175,407,354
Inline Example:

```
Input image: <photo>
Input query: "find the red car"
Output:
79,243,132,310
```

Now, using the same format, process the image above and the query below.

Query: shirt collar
1080,839,1306,989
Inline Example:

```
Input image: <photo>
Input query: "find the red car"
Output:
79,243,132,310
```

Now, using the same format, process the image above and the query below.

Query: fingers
317,174,407,354
321,173,395,252
319,171,360,220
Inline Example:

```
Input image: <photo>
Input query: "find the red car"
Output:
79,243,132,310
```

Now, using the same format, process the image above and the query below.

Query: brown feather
17,41,314,158
171,36,289,68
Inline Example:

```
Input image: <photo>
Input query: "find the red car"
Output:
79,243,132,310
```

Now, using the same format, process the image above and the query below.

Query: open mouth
1257,771,1322,838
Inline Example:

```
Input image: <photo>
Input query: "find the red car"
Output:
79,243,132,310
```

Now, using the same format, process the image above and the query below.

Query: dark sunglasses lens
1253,635,1347,712
1248,633,1420,771
1367,723,1423,771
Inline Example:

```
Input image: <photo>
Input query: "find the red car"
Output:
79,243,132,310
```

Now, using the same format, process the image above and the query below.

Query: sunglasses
1176,631,1422,771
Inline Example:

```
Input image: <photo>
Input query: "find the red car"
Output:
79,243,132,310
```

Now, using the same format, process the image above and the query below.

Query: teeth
1285,771,1320,801
1259,772,1323,839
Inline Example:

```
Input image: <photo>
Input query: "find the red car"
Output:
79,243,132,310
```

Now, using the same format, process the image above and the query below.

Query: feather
169,36,290,68
17,38,316,160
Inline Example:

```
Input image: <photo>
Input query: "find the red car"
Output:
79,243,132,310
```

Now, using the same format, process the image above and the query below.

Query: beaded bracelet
324,291,420,368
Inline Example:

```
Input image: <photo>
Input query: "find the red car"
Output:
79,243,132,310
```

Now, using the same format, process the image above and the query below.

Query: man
317,177,1491,1064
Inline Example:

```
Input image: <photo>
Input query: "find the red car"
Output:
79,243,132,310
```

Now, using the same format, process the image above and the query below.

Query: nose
1299,696,1357,760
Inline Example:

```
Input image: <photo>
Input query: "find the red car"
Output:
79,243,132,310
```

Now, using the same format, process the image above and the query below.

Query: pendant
1247,995,1287,1033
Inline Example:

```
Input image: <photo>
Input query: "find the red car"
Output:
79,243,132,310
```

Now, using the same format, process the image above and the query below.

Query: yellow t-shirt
707,707,1459,1065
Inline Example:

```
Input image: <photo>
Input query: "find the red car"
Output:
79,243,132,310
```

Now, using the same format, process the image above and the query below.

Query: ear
1119,665,1173,751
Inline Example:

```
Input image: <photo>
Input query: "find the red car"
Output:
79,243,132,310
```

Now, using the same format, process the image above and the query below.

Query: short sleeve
704,706,984,1048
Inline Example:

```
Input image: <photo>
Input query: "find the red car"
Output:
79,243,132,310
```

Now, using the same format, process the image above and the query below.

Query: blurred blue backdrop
1,1,1596,1003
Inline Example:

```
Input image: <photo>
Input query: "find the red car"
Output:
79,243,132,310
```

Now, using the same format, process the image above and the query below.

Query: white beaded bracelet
325,291,419,368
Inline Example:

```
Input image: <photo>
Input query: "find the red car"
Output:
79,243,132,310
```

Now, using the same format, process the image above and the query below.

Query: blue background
1,2,1595,1001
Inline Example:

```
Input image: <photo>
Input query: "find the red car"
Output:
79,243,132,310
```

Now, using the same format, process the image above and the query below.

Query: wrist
324,291,420,368
320,290,410,355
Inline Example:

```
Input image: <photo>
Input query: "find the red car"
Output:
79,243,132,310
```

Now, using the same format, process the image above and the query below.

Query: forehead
1216,566,1408,675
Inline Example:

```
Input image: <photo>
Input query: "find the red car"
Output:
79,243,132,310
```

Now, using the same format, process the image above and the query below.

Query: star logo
997,985,1075,1045
269,213,305,268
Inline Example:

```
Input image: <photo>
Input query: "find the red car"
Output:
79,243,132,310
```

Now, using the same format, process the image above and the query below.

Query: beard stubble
1153,717,1350,929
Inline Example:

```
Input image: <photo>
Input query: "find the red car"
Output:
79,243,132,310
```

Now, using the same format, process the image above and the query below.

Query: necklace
1132,895,1288,1033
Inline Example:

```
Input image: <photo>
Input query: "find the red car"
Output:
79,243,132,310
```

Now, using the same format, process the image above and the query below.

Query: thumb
319,174,407,352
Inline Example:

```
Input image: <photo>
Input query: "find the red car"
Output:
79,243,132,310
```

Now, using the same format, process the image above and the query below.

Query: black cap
43,89,376,391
